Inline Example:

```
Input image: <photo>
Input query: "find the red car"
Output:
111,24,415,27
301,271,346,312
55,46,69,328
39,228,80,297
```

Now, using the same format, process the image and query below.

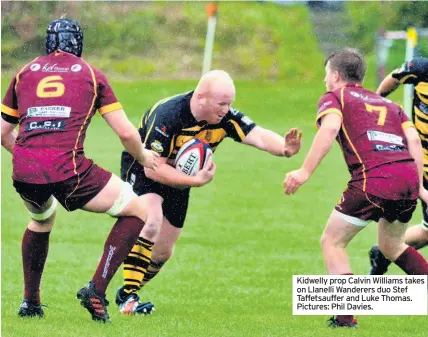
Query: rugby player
1,18,159,323
369,57,428,275
284,49,428,328
116,70,302,315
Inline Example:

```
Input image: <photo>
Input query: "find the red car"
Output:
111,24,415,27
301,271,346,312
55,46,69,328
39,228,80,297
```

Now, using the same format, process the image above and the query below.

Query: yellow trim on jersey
341,124,368,192
401,121,415,130
182,125,204,132
168,135,176,157
143,117,157,144
229,120,245,141
1,104,19,117
340,87,345,108
197,129,226,143
99,102,123,115
399,74,417,84
15,57,39,90
315,108,343,129
65,59,98,209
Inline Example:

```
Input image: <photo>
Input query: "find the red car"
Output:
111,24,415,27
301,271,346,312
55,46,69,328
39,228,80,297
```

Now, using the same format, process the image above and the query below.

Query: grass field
1,78,427,337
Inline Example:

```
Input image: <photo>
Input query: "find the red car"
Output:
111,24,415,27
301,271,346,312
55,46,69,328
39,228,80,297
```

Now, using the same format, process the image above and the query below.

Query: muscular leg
20,196,57,317
80,174,150,296
321,209,365,326
378,218,428,275
140,216,181,288
122,193,163,295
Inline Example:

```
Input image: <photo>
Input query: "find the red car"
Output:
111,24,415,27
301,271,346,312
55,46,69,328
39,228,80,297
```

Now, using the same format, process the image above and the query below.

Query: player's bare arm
376,73,401,97
242,126,302,157
144,157,215,189
1,118,17,154
284,113,341,195
103,109,159,170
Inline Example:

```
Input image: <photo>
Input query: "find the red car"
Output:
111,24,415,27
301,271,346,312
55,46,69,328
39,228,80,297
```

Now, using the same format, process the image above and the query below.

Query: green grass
1,78,427,337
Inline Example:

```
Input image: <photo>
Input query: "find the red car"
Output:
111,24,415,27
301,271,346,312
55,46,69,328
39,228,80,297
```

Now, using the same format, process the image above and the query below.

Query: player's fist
194,161,216,187
283,128,302,157
140,149,160,170
284,168,310,195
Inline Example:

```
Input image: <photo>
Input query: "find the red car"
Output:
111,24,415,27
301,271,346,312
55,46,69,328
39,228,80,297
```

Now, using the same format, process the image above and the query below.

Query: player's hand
139,149,160,170
283,128,302,157
284,168,310,195
194,161,216,187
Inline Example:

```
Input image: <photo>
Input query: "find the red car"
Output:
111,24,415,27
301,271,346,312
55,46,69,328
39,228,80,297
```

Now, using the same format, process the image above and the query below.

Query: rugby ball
175,139,213,176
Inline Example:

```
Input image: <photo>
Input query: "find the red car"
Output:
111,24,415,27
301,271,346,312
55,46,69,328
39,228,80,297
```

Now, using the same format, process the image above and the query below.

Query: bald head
196,70,235,94
191,70,236,124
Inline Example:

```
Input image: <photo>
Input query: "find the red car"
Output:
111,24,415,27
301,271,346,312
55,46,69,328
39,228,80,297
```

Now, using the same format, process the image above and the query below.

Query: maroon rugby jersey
1,51,122,184
316,83,417,198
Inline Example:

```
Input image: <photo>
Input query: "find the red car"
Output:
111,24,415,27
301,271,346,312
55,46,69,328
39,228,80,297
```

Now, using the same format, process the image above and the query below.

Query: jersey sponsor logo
25,120,67,132
42,63,70,73
350,91,388,103
71,64,82,72
155,126,169,137
367,130,403,145
30,63,41,71
318,100,332,113
241,116,254,125
373,144,404,152
27,106,71,118
151,140,164,153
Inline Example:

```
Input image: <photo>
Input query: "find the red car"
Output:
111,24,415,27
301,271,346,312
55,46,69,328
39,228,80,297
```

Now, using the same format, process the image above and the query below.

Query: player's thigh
377,218,408,260
13,180,57,226
322,209,366,248
152,216,182,261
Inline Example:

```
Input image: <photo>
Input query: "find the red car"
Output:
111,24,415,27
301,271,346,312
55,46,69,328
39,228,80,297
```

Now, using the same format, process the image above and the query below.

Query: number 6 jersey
1,51,121,184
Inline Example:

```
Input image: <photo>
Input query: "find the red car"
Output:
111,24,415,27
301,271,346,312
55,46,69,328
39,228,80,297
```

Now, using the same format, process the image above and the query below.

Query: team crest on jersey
205,130,212,142
71,64,82,72
151,140,164,153
30,63,41,71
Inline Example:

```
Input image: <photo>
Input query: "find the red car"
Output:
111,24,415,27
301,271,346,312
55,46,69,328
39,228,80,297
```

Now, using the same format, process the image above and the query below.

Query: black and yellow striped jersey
138,91,256,160
392,57,428,176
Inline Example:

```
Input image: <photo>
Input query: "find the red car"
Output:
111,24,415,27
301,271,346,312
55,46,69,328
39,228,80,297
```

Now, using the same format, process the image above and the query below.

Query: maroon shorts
13,163,112,212
335,185,417,224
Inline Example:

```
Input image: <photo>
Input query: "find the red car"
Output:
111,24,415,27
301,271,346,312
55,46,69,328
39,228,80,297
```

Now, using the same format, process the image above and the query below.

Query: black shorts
121,151,190,228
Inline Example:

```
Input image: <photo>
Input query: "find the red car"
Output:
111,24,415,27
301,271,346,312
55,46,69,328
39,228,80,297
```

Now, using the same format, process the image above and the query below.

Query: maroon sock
336,273,354,324
21,229,51,304
92,216,145,295
394,246,428,275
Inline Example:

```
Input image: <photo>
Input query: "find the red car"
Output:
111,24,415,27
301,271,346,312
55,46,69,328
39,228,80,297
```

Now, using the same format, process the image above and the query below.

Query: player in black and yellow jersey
369,57,428,275
116,70,302,315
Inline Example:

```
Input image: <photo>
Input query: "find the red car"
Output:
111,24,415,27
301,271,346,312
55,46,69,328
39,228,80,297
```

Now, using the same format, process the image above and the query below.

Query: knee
141,214,162,240
28,212,56,232
153,247,174,263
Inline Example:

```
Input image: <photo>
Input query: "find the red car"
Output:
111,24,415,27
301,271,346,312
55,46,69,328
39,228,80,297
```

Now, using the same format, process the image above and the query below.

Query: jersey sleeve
94,69,123,115
399,106,415,130
141,104,180,158
1,76,19,124
223,107,256,142
315,92,343,128
391,59,424,85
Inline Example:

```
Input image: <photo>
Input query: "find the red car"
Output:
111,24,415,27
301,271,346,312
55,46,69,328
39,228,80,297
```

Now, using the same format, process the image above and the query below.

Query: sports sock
394,246,428,275
92,216,145,296
122,237,154,295
22,229,51,304
336,273,354,324
140,260,164,287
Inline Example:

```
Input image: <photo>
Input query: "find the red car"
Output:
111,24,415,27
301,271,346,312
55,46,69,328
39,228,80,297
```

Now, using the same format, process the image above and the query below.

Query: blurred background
2,1,427,84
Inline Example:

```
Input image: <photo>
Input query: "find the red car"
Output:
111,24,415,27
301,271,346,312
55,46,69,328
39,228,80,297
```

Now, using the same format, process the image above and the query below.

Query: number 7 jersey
1,51,121,184
316,83,416,197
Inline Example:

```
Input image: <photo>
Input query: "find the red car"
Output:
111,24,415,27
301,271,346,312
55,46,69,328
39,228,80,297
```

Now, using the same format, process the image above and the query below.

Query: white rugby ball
174,139,213,176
